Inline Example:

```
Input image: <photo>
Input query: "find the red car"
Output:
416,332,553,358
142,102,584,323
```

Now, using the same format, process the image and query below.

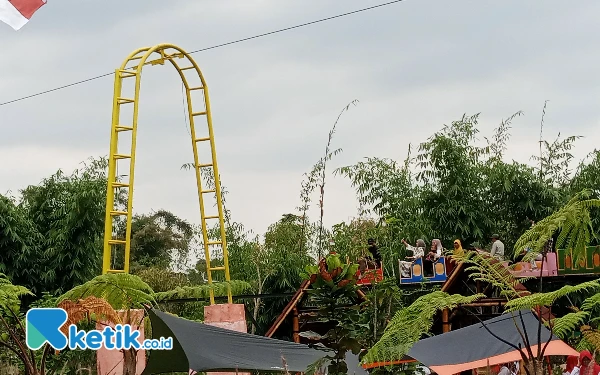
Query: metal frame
102,44,231,304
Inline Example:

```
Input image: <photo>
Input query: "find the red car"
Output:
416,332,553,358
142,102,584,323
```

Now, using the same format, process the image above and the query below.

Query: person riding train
423,239,443,276
400,238,426,278
358,238,382,272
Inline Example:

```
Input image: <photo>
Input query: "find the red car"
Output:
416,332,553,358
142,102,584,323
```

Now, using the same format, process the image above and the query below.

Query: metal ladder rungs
197,163,213,168
117,97,135,104
194,137,210,142
110,210,128,216
189,87,204,91
107,269,126,273
209,266,226,271
207,241,222,246
201,189,216,194
191,111,207,116
112,182,130,188
114,154,131,159
116,125,134,132
204,215,219,220
108,239,127,245
180,66,195,71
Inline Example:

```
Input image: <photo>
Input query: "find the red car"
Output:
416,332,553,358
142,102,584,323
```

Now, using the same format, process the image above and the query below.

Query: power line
0,0,405,107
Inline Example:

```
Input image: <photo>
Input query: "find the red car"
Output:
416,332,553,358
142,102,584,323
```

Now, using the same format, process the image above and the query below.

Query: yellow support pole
101,44,232,304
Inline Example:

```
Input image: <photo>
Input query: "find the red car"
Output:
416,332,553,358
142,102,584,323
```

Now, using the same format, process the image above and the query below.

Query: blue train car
399,257,448,284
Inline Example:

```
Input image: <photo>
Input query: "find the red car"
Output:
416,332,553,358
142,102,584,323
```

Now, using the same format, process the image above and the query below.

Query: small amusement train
355,246,600,286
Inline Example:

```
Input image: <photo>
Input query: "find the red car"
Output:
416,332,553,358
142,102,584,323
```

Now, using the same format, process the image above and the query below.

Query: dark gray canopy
406,310,577,375
142,308,367,374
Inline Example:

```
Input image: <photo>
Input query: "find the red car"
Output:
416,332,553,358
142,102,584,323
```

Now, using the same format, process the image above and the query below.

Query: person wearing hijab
427,239,443,261
564,355,580,375
400,239,426,277
402,238,426,259
452,239,464,257
569,351,600,375
423,239,443,276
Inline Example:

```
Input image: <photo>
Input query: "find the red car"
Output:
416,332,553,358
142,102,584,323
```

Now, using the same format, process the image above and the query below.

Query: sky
1,0,599,242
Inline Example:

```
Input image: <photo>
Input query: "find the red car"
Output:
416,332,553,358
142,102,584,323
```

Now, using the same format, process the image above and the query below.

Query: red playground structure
355,268,384,285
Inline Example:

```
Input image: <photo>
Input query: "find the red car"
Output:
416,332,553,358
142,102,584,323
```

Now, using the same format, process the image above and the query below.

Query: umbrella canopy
407,310,577,375
142,308,367,374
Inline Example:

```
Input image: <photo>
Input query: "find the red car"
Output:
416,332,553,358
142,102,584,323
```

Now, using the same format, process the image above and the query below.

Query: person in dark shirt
366,238,382,268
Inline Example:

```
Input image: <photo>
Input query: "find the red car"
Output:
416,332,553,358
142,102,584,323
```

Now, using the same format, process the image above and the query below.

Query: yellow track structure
101,44,232,304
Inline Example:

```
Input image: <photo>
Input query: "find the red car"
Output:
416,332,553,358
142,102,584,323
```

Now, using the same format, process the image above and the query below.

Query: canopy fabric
407,310,577,375
142,308,367,374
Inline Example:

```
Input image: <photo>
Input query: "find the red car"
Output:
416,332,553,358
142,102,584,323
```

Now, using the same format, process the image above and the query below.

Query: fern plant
452,250,534,299
504,280,600,313
362,291,484,365
514,189,600,263
0,273,50,375
57,273,156,310
516,280,600,353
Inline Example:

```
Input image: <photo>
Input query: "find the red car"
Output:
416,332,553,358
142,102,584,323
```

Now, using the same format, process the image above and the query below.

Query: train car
508,246,600,278
399,256,448,284
356,246,600,286
355,257,450,286
557,246,600,275
355,268,384,286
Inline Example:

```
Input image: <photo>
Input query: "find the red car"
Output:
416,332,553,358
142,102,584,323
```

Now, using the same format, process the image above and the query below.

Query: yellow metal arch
102,44,231,304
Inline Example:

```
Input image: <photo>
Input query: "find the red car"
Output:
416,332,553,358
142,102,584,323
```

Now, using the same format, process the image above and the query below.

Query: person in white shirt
400,239,425,277
490,234,505,261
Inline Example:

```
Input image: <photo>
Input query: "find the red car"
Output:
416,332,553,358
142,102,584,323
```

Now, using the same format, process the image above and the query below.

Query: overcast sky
1,0,599,241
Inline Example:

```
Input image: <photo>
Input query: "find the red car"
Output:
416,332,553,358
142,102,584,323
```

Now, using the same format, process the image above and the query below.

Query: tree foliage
336,112,576,258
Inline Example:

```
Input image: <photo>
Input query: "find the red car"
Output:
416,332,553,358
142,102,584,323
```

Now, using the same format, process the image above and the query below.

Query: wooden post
292,307,300,343
442,308,450,333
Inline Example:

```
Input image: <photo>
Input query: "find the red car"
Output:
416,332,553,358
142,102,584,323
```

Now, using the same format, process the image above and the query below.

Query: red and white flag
0,0,46,30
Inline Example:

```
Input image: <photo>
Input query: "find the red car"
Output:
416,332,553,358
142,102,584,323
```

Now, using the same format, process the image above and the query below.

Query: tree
481,160,561,248
20,158,110,295
0,157,110,300
532,134,582,188
416,113,493,245
254,214,314,335
570,150,600,198
335,153,429,241
126,210,195,272
0,195,43,296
